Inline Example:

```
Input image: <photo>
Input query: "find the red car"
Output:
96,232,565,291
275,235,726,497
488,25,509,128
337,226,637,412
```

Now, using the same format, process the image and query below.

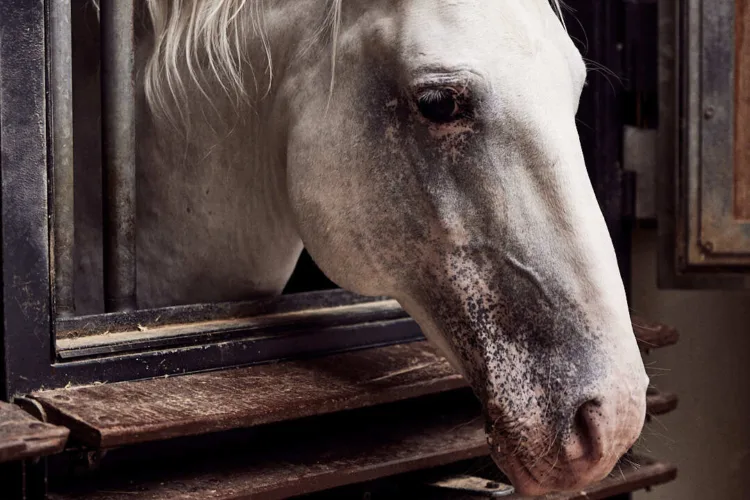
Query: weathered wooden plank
31,322,679,450
0,438,26,463
646,389,679,416
418,455,676,500
537,455,676,500
632,316,680,351
48,392,489,500
736,0,750,220
31,341,465,448
0,402,69,463
45,392,676,500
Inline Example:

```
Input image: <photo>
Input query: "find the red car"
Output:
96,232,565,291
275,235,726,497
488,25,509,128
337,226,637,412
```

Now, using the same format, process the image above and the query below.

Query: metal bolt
704,106,715,119
701,240,715,252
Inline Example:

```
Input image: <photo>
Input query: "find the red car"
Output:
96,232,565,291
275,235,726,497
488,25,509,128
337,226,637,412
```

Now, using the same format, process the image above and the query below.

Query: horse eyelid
410,69,480,90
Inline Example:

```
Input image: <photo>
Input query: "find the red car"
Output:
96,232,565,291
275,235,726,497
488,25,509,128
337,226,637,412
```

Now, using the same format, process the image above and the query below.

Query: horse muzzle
484,372,648,496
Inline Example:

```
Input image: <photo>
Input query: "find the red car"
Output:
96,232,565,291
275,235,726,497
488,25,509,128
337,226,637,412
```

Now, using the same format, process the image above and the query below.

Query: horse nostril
573,398,605,461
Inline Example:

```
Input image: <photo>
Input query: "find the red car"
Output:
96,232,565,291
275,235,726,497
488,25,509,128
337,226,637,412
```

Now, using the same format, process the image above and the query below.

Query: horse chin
488,444,616,496
485,404,644,496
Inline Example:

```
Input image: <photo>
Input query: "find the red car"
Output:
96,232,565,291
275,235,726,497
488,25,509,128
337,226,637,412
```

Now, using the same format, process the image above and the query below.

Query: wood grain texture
0,402,69,463
46,392,676,500
48,393,489,500
632,316,680,351
32,315,679,450
736,0,750,220
32,341,465,448
421,455,676,500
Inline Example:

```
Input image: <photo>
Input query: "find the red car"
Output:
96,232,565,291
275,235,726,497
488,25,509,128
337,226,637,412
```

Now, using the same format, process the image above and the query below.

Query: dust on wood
30,341,465,448
45,394,676,500
47,392,488,500
0,401,69,463
32,313,679,450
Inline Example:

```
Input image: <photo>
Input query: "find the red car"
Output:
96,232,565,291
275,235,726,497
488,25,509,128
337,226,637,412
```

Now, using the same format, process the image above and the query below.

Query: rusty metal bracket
427,475,515,497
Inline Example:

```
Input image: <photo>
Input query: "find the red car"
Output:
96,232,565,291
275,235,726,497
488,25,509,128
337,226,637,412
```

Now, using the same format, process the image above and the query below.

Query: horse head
144,0,649,494
285,1,648,494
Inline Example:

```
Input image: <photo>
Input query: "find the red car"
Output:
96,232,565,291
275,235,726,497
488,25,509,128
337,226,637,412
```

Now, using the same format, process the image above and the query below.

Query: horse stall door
658,0,750,288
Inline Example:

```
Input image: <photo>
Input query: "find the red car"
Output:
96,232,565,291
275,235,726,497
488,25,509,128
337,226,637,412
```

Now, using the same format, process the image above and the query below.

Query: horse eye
416,88,461,123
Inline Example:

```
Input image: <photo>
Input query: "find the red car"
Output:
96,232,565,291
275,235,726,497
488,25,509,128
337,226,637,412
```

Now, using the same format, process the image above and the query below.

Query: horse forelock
138,0,343,126
91,0,567,126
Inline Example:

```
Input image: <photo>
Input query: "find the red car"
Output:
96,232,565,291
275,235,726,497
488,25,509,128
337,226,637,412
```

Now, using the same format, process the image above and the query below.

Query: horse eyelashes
416,87,472,124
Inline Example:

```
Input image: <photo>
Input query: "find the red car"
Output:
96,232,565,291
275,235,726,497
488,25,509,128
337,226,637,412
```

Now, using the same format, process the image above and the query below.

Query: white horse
73,0,648,495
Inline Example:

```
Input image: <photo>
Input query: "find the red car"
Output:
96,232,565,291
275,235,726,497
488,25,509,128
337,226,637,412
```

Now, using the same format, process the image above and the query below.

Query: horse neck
133,2,328,307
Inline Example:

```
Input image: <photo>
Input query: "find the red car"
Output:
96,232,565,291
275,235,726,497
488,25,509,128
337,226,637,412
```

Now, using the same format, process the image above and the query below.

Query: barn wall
631,227,750,500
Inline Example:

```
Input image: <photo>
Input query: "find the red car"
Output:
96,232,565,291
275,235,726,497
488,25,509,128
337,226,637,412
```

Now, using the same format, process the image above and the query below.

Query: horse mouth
490,448,616,496
485,409,644,496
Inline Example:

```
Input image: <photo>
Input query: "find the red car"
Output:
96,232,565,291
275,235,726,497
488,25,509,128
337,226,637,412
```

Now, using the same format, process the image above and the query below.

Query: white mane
141,0,566,122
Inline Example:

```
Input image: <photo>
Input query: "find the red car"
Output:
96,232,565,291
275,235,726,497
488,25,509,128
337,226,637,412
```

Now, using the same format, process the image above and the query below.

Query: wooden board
646,389,679,416
48,392,489,500
32,341,465,448
632,316,680,351
32,316,680,450
403,455,676,500
46,392,676,500
31,318,679,450
0,402,69,463
736,0,750,220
